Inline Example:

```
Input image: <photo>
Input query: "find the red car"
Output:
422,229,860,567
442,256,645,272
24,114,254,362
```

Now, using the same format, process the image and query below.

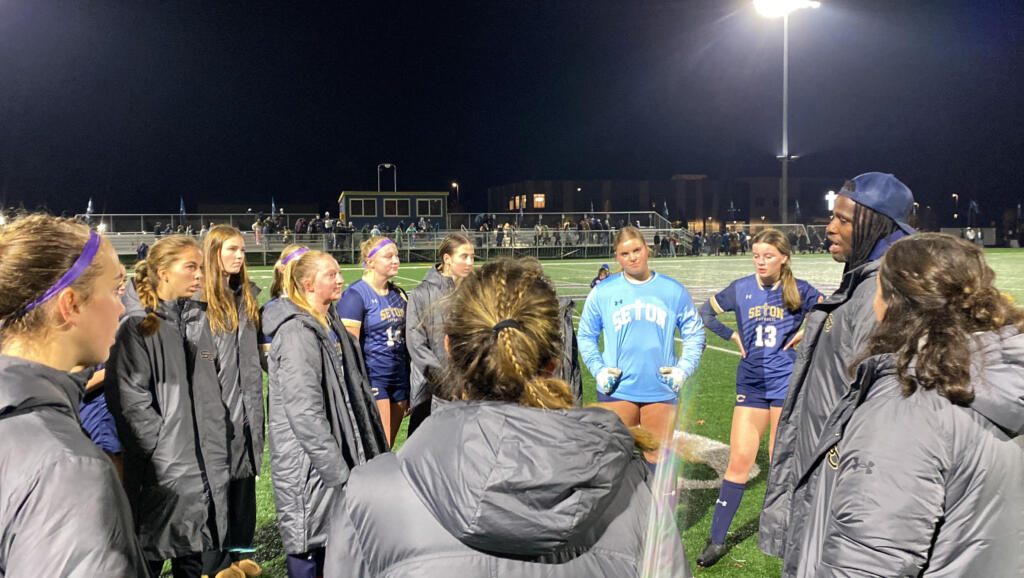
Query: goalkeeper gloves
659,366,687,394
596,367,623,395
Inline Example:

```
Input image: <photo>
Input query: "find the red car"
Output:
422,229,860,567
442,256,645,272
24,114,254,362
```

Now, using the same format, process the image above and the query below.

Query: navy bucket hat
840,172,916,235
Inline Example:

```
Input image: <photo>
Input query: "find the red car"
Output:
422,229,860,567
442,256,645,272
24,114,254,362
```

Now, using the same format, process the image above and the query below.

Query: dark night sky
1,0,1023,220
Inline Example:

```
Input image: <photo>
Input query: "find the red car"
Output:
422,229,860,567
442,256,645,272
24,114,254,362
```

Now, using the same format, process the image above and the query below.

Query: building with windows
487,174,843,232
337,190,449,230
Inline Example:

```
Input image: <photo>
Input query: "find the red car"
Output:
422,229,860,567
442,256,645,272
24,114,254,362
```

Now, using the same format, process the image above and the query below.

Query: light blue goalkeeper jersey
578,271,705,402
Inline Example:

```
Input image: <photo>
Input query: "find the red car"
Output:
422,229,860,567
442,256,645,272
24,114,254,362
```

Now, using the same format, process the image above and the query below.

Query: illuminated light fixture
754,0,820,19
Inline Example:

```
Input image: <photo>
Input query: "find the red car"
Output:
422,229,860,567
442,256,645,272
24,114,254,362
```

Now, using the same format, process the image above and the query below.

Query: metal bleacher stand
76,211,696,266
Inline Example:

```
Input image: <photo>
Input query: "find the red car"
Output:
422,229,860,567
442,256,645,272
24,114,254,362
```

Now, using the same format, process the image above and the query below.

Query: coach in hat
759,172,916,576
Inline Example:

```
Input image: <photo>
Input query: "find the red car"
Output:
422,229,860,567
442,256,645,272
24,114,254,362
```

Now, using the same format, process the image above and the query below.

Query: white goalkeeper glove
597,367,623,395
659,366,687,394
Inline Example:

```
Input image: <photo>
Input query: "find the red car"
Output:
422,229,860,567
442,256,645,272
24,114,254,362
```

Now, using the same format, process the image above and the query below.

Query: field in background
242,249,1024,577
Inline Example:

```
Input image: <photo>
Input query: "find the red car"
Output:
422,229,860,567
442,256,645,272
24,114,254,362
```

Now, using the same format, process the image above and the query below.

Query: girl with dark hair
695,228,822,567
791,233,1024,576
405,232,474,435
0,215,147,576
263,250,388,578
337,235,409,446
104,235,230,577
198,225,264,578
325,257,689,576
578,226,705,468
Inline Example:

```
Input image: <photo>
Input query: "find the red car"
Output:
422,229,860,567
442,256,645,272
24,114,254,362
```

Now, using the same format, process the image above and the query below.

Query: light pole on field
755,0,820,224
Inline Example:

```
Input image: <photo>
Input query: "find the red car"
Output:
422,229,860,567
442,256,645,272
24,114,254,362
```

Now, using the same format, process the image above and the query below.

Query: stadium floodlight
377,163,397,192
755,0,819,224
754,0,820,19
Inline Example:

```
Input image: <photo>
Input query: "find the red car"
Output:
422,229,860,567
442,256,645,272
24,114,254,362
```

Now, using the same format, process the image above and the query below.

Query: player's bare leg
599,400,641,427
723,406,771,483
389,400,408,445
639,402,677,463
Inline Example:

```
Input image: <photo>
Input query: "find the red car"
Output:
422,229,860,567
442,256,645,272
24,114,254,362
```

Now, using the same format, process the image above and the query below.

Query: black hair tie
492,319,521,335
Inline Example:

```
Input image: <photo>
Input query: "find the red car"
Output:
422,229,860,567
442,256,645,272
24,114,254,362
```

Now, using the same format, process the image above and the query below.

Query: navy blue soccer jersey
702,275,822,399
336,280,409,391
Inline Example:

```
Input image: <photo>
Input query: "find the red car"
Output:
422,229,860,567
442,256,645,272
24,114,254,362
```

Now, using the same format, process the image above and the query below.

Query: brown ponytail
133,235,200,336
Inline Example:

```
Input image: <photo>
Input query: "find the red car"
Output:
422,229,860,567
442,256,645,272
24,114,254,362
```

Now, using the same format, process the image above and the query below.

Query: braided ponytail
446,257,659,451
132,235,200,337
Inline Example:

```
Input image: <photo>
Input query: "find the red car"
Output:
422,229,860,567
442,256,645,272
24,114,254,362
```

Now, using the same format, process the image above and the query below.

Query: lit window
533,194,546,209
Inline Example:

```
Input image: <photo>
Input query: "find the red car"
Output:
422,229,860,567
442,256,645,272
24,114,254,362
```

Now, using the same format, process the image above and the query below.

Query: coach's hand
659,366,687,393
597,367,623,395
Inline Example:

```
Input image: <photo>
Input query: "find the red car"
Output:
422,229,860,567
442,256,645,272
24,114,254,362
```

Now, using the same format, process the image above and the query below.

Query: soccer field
241,249,1024,577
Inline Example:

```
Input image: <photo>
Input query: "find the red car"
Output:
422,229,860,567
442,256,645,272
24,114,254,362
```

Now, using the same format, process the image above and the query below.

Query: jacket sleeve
274,323,349,487
406,289,443,375
577,290,607,377
6,457,148,577
673,289,705,377
818,398,946,576
104,322,161,457
698,283,735,342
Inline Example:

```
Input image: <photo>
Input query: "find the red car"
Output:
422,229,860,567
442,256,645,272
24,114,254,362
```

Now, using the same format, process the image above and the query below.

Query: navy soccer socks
710,479,745,544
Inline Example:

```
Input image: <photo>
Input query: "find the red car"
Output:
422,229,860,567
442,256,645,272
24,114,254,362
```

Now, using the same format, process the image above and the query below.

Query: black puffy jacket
105,282,230,560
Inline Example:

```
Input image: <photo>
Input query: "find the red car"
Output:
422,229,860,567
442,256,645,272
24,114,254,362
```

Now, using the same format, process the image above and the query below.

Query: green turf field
240,248,1024,577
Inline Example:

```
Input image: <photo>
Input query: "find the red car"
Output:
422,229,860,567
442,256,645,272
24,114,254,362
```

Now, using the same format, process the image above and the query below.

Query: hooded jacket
406,264,453,408
104,281,231,560
0,355,148,577
262,298,388,555
201,280,265,478
760,259,880,562
324,401,689,577
790,325,1024,577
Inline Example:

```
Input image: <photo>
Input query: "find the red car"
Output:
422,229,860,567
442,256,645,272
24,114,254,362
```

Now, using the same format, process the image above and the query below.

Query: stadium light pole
377,163,397,192
755,0,820,224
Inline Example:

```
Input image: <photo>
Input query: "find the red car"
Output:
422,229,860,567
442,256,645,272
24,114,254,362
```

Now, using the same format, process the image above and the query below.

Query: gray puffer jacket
104,283,231,560
0,356,148,576
324,401,690,577
405,264,454,408
791,326,1024,577
201,280,265,478
263,299,388,555
760,259,880,562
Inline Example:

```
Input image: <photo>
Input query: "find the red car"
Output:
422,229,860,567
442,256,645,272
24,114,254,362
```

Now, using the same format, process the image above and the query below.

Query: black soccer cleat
696,538,727,568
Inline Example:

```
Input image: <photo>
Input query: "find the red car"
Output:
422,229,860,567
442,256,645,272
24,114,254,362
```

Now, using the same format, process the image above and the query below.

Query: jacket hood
863,325,1024,437
399,401,637,557
0,355,87,421
122,277,145,318
260,297,328,340
420,264,454,291
968,325,1024,436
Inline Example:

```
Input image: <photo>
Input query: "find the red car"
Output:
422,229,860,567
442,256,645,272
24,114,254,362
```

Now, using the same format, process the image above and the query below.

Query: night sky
1,0,1022,222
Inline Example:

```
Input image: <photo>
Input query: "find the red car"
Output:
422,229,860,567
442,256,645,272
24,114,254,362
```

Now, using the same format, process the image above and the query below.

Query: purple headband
23,230,102,314
365,238,395,262
281,247,309,265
